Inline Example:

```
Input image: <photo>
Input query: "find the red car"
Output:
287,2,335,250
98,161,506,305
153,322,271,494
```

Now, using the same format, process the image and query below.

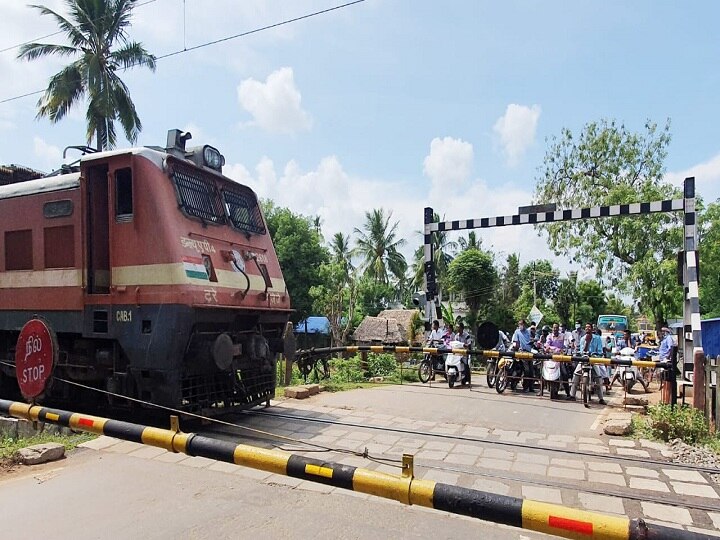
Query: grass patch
1,431,95,460
631,403,720,454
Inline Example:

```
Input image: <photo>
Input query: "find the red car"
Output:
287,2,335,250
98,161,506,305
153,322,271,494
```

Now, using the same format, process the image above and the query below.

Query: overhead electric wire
0,0,367,106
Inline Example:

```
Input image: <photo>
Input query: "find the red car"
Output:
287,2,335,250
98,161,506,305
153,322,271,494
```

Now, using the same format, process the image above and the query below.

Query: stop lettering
15,319,55,400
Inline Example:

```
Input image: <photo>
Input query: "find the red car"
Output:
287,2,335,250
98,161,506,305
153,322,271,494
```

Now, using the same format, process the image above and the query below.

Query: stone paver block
538,440,567,449
477,458,511,471
443,453,478,466
453,444,484,456
323,428,349,437
641,502,693,525
548,466,584,481
662,469,707,483
483,448,515,460
372,434,401,446
608,439,636,447
578,437,603,445
16,442,65,465
181,456,216,469
284,386,310,399
579,444,610,454
208,461,240,474
344,431,374,442
128,446,168,460
512,462,547,477
397,437,425,448
422,469,460,485
587,471,626,487
154,452,189,464
415,450,448,461
423,441,455,452
639,439,668,451
461,427,489,438
587,461,622,473
578,492,625,515
671,482,719,499
551,458,585,470
492,429,519,438
472,478,510,495
517,452,550,465
629,478,670,492
709,512,720,530
79,436,121,451
616,448,650,458
430,426,461,435
522,485,563,505
364,443,391,455
518,432,545,440
106,440,145,454
548,434,575,443
624,466,659,479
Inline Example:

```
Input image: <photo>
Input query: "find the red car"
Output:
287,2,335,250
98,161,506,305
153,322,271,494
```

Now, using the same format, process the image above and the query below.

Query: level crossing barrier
1,398,704,540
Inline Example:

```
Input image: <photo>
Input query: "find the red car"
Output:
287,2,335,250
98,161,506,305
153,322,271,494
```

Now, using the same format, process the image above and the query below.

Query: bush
329,357,365,383
646,404,709,444
366,353,398,378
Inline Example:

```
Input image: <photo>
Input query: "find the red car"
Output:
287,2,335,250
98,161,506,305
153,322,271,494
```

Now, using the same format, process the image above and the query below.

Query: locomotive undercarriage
0,308,287,415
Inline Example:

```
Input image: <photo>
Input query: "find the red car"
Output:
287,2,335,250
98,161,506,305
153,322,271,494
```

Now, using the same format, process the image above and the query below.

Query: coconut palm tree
18,0,156,151
330,232,354,277
353,208,407,284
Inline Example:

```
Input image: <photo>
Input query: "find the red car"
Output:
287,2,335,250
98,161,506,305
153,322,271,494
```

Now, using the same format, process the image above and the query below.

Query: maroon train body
0,130,291,413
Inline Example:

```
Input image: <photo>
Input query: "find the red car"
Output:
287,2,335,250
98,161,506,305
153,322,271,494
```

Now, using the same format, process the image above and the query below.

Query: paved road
0,449,548,540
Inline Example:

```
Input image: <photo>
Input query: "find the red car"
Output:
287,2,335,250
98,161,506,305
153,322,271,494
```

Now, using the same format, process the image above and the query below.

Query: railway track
197,407,720,517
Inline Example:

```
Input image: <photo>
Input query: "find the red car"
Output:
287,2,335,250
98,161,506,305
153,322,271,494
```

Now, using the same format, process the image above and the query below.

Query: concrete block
16,442,65,465
629,478,670,492
662,469,707,483
17,419,40,439
624,396,649,406
604,420,632,436
641,502,693,525
0,417,18,439
284,386,310,399
302,384,320,396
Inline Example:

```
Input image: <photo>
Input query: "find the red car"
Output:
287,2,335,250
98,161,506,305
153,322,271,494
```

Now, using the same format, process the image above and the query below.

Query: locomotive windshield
169,159,265,235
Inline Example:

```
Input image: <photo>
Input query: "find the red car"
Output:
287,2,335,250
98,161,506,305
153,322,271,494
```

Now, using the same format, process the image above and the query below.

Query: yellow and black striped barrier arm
0,399,703,540
296,345,669,370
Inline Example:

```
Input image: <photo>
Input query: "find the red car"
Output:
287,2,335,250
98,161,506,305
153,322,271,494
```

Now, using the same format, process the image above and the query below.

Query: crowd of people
425,316,676,403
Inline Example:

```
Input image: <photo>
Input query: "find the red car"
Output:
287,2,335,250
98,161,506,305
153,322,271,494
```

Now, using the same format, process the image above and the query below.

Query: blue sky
1,0,719,274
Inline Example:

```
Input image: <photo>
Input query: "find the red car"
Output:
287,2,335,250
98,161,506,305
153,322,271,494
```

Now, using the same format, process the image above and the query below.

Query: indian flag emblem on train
182,256,209,280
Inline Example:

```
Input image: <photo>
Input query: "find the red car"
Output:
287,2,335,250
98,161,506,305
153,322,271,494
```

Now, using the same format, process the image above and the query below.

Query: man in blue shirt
512,319,533,392
568,323,606,404
658,326,675,362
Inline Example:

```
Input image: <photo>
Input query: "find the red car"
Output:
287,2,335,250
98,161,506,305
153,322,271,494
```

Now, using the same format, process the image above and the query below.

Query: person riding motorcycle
455,322,472,384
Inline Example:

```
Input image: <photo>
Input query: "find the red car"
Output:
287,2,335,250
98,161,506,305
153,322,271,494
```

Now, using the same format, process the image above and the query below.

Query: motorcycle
418,339,447,383
495,354,525,393
539,357,562,399
445,340,469,388
611,346,649,393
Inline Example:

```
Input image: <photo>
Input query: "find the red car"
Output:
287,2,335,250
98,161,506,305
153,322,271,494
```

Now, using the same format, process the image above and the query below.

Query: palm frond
110,41,156,71
17,43,79,61
27,4,88,48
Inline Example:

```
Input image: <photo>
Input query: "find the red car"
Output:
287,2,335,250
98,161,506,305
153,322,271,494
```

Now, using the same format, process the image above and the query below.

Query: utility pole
532,261,537,307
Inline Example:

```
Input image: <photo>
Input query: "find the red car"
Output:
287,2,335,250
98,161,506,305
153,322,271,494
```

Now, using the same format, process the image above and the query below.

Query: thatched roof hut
352,309,418,344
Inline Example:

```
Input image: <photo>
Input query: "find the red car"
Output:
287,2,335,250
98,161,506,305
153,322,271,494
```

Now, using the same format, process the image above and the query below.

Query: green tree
576,280,608,324
354,208,407,285
356,276,394,318
486,253,520,331
457,231,482,252
554,275,579,325
310,261,357,346
520,259,559,304
263,202,329,323
699,201,720,318
445,248,497,330
18,0,156,150
411,213,456,294
534,119,682,331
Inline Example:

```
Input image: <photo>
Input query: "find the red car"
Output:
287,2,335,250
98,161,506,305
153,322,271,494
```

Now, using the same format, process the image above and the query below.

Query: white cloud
225,138,579,278
493,104,541,167
237,67,312,134
666,152,720,203
423,136,474,189
32,136,62,169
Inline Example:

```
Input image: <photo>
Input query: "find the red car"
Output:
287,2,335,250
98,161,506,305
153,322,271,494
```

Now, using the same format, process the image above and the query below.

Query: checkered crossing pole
423,207,438,329
682,178,705,410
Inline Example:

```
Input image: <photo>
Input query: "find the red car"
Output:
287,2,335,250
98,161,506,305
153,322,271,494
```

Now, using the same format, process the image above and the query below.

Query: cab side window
115,168,133,221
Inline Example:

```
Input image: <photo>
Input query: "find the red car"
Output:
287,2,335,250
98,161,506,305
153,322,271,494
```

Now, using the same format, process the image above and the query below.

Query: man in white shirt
427,320,444,344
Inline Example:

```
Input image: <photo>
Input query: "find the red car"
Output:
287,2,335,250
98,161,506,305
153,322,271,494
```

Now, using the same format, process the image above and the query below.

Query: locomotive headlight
203,145,225,170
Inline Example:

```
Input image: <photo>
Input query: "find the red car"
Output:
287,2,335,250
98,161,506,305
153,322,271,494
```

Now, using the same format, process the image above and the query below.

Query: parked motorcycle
418,340,447,384
611,346,649,393
495,354,524,393
539,358,562,399
445,340,469,388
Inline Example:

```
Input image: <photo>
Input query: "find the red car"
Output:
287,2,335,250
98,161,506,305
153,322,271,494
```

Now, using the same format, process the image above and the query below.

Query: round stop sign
15,318,56,400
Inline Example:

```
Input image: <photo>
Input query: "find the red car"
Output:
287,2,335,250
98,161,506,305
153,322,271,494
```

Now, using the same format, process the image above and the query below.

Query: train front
105,130,292,413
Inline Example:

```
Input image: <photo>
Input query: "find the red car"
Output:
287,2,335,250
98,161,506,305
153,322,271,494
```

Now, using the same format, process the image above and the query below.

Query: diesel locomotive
0,129,291,413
